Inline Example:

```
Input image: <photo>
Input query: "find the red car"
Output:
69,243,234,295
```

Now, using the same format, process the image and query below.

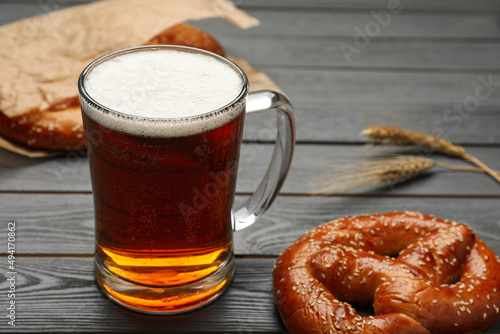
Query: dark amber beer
82,108,244,309
79,46,296,314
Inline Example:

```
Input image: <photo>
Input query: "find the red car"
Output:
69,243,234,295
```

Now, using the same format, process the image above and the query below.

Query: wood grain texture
0,257,285,333
221,37,500,71
2,194,499,256
2,3,500,146
1,0,500,333
1,144,499,195
1,2,492,38
238,0,500,12
192,12,500,40
4,0,500,12
234,196,500,256
262,71,500,144
0,252,499,332
3,3,500,40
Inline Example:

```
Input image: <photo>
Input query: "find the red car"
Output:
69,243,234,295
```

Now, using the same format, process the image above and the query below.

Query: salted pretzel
0,23,225,151
273,211,500,334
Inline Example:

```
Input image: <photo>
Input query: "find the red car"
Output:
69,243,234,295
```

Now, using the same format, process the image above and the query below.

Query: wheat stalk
361,125,500,184
309,155,434,193
309,155,497,194
361,126,466,156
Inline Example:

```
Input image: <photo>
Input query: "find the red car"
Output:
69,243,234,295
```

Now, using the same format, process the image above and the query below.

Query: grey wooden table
1,0,500,333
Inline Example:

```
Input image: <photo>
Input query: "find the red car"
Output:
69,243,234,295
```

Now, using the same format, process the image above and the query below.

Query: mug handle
232,90,296,231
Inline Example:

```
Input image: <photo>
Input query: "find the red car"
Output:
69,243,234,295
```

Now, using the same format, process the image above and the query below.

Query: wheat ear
309,155,435,193
361,125,500,184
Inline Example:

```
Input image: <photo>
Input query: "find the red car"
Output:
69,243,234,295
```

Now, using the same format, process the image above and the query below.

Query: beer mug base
94,256,234,314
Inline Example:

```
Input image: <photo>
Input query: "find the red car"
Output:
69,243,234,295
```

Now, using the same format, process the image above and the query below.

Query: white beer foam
82,49,245,137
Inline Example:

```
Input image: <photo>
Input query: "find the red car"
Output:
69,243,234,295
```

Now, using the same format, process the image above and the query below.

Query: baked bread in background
0,22,225,151
0,0,257,151
145,23,225,56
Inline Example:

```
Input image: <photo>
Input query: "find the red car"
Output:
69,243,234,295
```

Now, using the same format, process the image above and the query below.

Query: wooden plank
1,256,500,333
191,12,500,40
261,69,500,144
3,3,500,40
289,146,500,196
235,196,500,256
0,148,92,192
265,69,500,107
0,257,285,333
238,0,500,12
0,223,499,333
4,0,500,12
1,71,500,146
282,103,500,144
2,194,499,255
221,37,500,70
240,145,500,196
0,193,94,254
1,144,500,194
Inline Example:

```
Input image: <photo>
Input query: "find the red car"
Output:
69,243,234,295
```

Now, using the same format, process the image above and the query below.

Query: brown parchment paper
0,0,280,157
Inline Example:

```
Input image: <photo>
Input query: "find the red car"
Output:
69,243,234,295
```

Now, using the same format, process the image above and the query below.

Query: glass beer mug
78,45,295,314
